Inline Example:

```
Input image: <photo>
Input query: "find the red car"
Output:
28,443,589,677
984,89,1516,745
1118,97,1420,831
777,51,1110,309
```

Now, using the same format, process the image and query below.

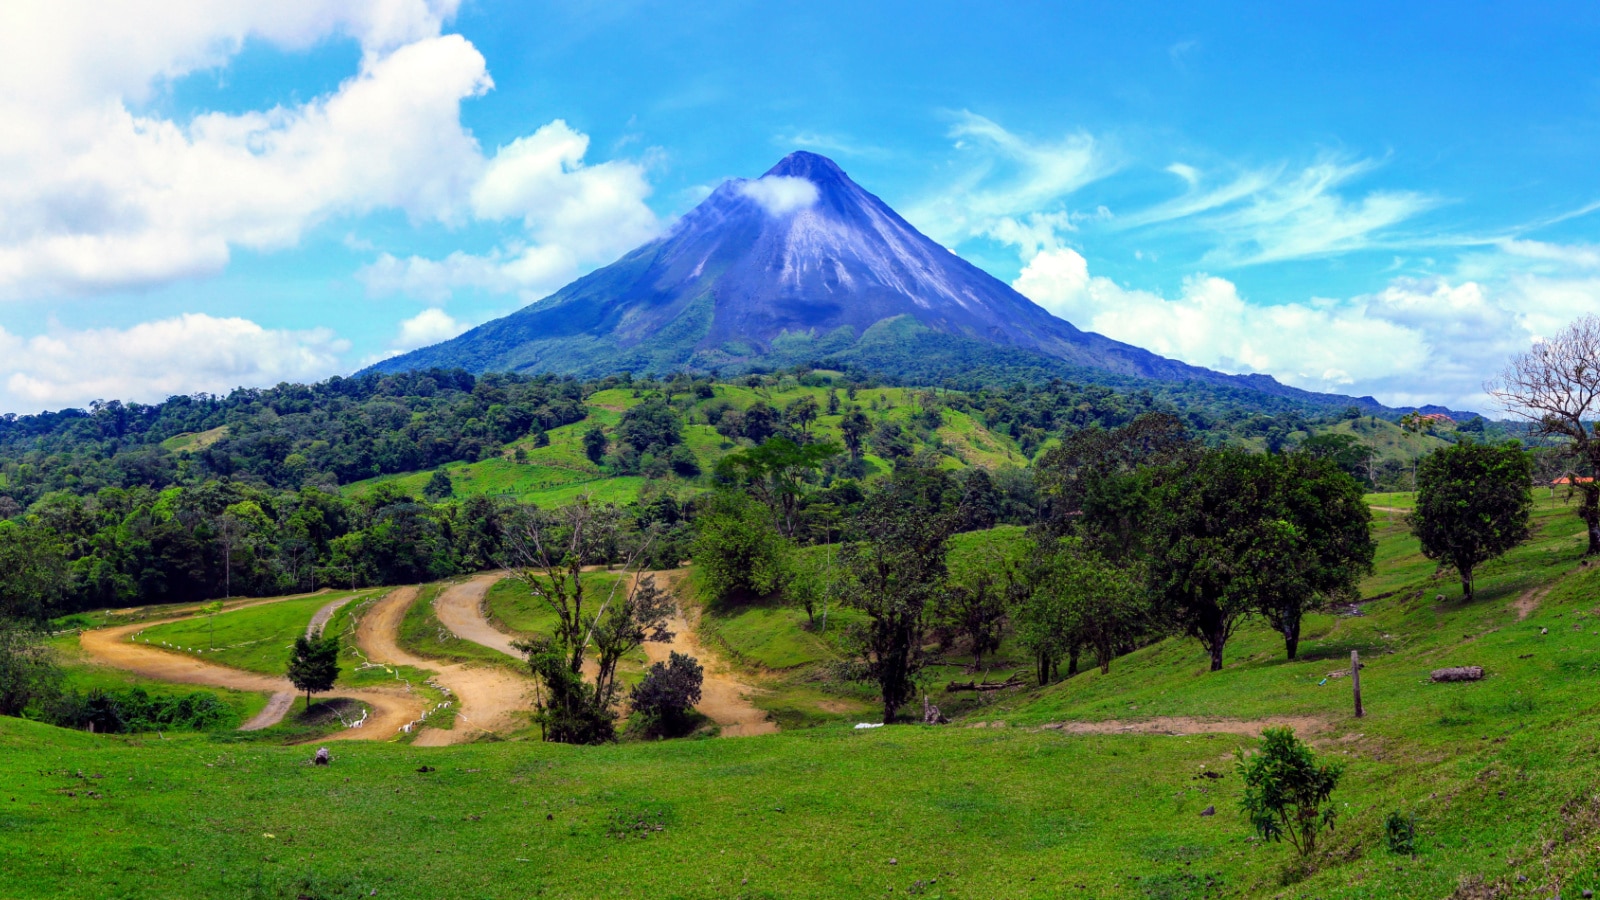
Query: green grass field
12,492,1600,897
130,591,374,676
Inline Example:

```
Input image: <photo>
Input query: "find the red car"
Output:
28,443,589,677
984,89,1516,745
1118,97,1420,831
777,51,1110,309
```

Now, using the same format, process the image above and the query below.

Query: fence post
1352,649,1364,719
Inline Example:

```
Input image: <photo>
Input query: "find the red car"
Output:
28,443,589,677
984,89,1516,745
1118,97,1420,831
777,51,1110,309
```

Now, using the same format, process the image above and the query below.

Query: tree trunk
1208,639,1225,672
1066,646,1080,678
1583,484,1600,556
1460,566,1474,602
1283,628,1299,661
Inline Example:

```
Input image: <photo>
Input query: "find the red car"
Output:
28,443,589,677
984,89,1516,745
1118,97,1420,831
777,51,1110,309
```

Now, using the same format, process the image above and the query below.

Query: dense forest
0,364,1497,621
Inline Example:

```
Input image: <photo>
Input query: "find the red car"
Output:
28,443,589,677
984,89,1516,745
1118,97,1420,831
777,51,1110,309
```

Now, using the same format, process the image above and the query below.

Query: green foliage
286,633,340,709
1236,727,1344,857
0,622,59,716
47,686,231,734
690,493,789,605
841,469,956,723
1017,538,1147,682
616,398,682,456
1409,442,1534,600
582,424,608,464
629,651,704,738
0,521,68,623
716,437,840,538
1383,811,1417,856
422,468,454,501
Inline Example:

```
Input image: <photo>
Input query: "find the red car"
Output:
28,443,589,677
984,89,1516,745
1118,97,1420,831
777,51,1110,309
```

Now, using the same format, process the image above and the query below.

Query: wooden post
1351,650,1364,719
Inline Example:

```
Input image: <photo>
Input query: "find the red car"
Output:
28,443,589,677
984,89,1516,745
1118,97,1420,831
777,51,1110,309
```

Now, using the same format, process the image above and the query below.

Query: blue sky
3,1,1599,413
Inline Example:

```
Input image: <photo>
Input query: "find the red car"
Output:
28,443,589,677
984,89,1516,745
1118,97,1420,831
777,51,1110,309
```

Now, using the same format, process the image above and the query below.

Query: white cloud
394,308,469,350
737,176,821,216
1011,246,1558,410
0,2,658,301
907,112,1117,248
1121,157,1438,266
0,314,348,412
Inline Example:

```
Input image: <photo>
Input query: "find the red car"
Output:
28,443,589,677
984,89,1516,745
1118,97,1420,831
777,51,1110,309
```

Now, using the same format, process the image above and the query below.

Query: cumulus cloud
0,2,658,301
0,314,348,412
393,307,469,351
737,175,821,216
1012,246,1558,410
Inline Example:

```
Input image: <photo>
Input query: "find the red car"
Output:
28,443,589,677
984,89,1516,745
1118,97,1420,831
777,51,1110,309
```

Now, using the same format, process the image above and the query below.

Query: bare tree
1489,315,1600,554
501,496,675,742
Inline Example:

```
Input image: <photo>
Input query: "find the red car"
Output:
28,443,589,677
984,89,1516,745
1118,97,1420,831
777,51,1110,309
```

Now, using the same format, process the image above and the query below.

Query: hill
8,491,1600,897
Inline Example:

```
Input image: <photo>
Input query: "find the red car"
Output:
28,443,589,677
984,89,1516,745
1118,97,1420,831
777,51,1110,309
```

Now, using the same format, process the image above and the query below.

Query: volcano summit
370,152,1344,402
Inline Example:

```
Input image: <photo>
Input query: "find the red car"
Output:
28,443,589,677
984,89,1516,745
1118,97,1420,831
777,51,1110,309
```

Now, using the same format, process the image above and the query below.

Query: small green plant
1237,727,1344,856
1383,810,1417,856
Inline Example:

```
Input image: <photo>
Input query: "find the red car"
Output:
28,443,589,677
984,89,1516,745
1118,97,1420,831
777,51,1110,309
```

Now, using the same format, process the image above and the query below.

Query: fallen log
1430,666,1485,683
946,674,1025,693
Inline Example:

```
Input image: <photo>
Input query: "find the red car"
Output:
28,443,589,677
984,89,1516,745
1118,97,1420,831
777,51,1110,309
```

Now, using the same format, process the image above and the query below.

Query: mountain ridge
367,151,1469,418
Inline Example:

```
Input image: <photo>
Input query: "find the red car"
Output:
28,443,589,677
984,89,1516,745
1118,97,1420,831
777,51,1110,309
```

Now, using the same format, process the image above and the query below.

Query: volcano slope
10,492,1600,898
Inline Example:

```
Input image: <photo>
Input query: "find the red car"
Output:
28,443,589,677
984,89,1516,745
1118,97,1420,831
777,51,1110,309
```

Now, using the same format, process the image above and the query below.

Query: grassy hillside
12,494,1600,897
345,383,1024,507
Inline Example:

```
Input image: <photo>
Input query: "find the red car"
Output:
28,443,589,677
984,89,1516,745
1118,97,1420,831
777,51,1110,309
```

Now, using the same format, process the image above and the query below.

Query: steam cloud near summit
738,175,821,216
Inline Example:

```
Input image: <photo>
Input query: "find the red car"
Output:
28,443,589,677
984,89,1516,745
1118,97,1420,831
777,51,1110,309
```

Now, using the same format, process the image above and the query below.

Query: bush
0,622,60,716
1237,727,1344,856
629,652,704,738
1383,811,1417,856
46,687,232,733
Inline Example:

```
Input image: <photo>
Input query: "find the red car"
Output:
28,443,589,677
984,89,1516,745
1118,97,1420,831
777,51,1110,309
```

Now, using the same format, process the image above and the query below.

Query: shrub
1383,811,1417,856
629,652,704,737
1237,727,1344,856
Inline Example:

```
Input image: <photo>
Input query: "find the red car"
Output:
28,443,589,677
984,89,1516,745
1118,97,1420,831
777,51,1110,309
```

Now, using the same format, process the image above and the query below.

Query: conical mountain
368,152,1329,400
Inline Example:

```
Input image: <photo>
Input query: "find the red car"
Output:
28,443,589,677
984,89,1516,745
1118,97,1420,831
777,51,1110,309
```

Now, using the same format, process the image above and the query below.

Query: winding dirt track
431,569,775,737
1035,715,1330,737
645,572,776,737
77,595,422,740
352,581,535,746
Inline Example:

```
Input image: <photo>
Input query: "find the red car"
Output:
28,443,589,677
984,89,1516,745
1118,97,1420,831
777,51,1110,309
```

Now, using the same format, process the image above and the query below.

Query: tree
287,633,340,711
1017,538,1145,682
1237,727,1344,857
0,622,61,717
1409,442,1533,601
1298,432,1371,482
629,651,703,737
422,469,454,501
200,601,224,650
785,396,819,434
617,399,683,456
1132,449,1287,671
689,492,789,604
826,388,840,416
0,522,69,623
783,545,845,629
841,475,955,723
502,497,672,743
741,403,779,443
715,437,840,538
582,425,608,465
840,408,870,461
931,568,1013,670
1257,453,1375,659
1490,315,1600,554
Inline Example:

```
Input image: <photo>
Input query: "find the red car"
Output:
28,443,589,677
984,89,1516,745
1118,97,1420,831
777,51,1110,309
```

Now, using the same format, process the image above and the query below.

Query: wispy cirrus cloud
1126,157,1440,266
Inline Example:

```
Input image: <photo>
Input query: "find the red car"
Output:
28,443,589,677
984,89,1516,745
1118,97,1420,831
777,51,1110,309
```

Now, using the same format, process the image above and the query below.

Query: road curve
78,609,423,740
353,581,535,746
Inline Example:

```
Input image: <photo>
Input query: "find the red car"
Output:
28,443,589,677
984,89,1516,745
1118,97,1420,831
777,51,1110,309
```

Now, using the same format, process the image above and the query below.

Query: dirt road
352,581,535,746
433,569,776,737
645,573,776,737
78,609,422,740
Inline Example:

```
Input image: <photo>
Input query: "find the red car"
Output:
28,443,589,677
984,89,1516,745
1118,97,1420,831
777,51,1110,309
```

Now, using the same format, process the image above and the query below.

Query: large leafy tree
715,437,839,538
689,492,789,604
1257,453,1375,659
1409,442,1533,601
1016,537,1145,682
0,521,69,623
841,471,956,723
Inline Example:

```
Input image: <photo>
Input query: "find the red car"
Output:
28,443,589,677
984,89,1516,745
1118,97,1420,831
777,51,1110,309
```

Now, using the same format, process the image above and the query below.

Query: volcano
367,152,1356,404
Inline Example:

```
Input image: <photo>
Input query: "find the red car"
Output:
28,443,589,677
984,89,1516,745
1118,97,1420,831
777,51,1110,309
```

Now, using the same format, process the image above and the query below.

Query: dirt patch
815,699,860,714
1511,585,1550,621
306,594,356,638
644,572,776,737
78,611,420,741
1370,505,1410,514
1038,716,1331,737
354,580,535,746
